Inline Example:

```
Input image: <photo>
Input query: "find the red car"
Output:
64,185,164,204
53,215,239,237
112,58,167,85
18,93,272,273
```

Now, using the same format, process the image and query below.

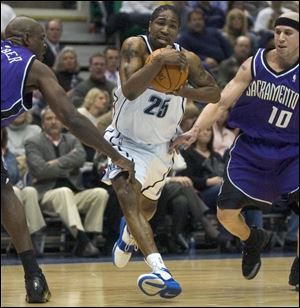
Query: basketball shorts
102,126,174,200
218,133,299,210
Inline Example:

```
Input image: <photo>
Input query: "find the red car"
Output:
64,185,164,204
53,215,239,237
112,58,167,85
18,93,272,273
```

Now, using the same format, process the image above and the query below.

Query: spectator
104,46,120,87
179,127,225,211
78,88,110,126
188,1,226,29
254,1,291,34
53,46,83,93
222,9,258,53
217,35,252,89
7,112,42,177
25,107,110,257
212,109,239,158
177,9,233,72
105,1,158,39
1,128,46,254
43,19,64,68
70,53,115,108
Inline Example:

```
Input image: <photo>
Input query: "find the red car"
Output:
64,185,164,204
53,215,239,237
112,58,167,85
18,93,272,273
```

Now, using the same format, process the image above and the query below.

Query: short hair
187,8,204,22
104,46,119,55
40,106,53,123
45,18,62,31
89,52,106,66
150,5,181,26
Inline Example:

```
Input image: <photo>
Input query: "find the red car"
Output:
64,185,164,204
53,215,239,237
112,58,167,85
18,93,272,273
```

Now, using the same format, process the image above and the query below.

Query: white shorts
102,126,174,200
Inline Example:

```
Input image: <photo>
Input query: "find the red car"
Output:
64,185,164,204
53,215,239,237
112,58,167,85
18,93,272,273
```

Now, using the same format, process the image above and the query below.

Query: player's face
274,26,299,58
149,10,179,49
27,25,47,61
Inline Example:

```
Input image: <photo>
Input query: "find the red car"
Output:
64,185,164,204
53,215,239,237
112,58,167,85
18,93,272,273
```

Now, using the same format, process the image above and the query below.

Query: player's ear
23,32,31,47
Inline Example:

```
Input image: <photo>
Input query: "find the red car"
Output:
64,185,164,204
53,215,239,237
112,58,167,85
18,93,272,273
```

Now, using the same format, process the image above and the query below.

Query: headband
274,17,299,31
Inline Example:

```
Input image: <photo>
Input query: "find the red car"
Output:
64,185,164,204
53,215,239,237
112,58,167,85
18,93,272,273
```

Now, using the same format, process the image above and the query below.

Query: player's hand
159,46,187,69
169,128,198,153
112,156,135,184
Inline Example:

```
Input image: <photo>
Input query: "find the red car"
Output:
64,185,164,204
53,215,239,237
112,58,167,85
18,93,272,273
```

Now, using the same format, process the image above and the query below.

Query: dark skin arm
26,60,135,182
175,51,221,103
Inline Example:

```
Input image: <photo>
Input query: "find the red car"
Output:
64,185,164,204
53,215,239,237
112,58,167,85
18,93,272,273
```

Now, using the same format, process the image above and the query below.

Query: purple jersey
225,48,299,203
1,40,36,127
229,48,299,146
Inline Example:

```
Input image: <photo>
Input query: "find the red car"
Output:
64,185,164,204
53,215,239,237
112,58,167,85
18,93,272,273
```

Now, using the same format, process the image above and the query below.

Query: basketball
145,48,189,93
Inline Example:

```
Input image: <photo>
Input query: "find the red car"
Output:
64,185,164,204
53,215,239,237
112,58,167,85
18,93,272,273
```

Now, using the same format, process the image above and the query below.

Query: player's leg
217,174,273,280
1,168,51,303
287,191,299,291
137,194,181,298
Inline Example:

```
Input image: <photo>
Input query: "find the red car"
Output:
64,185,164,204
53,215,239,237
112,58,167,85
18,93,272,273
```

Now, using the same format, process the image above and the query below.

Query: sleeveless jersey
228,48,299,145
1,40,36,127
111,35,186,145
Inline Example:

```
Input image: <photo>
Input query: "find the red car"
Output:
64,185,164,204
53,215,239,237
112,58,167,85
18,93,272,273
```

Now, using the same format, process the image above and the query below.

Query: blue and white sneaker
137,268,182,299
112,217,138,268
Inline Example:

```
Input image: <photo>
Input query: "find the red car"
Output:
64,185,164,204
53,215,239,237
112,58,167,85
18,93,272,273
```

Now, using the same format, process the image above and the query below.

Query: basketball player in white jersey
103,5,220,298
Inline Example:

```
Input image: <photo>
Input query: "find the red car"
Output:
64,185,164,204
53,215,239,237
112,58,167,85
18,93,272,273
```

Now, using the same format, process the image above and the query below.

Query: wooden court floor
1,257,299,307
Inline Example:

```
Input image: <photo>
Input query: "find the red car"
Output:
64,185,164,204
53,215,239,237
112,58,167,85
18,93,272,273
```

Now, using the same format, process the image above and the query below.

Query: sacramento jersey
1,40,36,127
223,48,299,204
229,48,299,147
111,35,186,145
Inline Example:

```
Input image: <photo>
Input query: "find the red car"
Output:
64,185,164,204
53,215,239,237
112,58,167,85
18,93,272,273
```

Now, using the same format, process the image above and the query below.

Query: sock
77,230,90,247
244,228,259,246
19,250,41,278
146,253,167,271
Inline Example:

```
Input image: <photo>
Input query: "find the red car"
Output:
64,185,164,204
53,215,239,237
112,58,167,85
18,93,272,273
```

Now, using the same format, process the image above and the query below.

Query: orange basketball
145,48,189,93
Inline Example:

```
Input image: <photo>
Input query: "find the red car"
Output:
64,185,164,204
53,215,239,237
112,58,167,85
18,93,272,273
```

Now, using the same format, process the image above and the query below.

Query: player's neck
277,53,299,70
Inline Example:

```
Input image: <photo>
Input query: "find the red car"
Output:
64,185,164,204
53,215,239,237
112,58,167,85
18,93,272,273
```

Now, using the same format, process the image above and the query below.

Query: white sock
146,253,167,271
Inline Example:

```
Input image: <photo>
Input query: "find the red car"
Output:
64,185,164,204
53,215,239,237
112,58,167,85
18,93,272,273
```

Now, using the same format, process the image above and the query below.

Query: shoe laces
124,237,138,252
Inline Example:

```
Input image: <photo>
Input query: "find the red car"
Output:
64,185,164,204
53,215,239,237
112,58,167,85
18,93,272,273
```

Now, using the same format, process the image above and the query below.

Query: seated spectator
43,19,64,68
177,9,233,73
53,46,83,93
216,35,252,89
25,107,110,257
105,1,158,41
212,109,239,159
2,128,46,255
254,1,291,34
155,174,234,253
188,1,226,29
222,8,258,53
70,53,115,108
78,88,110,127
7,112,42,177
104,46,121,87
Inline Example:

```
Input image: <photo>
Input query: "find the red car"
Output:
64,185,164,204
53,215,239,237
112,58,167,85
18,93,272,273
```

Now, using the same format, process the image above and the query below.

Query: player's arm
175,51,220,104
27,60,135,181
120,37,187,100
170,57,253,151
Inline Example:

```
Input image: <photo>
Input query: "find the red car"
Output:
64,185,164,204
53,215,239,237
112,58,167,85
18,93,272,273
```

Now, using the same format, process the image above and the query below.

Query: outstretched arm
170,57,253,151
27,60,135,182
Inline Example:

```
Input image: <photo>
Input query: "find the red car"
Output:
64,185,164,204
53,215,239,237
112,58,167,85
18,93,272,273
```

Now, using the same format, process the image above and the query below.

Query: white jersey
111,35,186,145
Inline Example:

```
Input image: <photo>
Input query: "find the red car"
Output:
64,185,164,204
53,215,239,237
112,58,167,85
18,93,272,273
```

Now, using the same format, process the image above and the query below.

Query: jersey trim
262,49,299,78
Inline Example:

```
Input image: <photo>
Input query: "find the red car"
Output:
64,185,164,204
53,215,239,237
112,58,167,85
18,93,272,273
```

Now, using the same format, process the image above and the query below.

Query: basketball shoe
289,256,299,291
112,216,138,268
137,268,182,299
25,272,51,303
242,228,273,280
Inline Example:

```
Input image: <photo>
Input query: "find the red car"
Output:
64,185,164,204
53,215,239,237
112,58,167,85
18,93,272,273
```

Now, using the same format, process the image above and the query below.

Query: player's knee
217,208,235,224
